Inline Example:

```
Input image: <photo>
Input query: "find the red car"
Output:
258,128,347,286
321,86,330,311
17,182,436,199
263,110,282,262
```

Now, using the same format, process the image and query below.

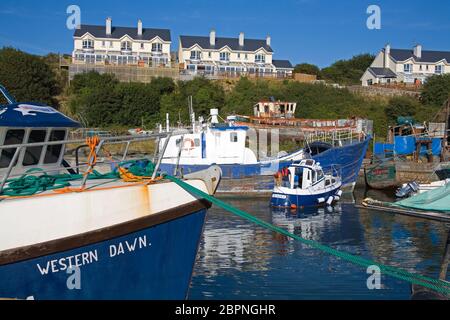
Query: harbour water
189,188,449,299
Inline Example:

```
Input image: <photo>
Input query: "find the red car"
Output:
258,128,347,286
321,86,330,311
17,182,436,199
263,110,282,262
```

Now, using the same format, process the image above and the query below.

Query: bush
421,74,450,107
0,47,59,106
384,96,420,124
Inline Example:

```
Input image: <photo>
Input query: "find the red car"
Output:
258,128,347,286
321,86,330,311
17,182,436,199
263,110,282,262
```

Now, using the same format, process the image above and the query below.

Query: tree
384,96,420,124
0,47,59,106
421,74,450,107
321,54,374,85
293,63,321,77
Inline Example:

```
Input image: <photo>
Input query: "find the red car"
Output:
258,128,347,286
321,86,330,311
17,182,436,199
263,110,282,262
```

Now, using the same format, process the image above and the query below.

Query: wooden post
439,226,450,281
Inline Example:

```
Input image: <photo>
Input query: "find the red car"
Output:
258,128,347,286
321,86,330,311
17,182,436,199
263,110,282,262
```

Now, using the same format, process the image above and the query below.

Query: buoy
334,196,340,201
290,204,297,210
326,196,333,206
336,190,343,197
317,197,325,204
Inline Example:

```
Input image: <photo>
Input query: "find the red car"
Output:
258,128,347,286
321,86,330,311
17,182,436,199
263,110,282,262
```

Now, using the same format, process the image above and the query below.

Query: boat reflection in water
189,193,448,299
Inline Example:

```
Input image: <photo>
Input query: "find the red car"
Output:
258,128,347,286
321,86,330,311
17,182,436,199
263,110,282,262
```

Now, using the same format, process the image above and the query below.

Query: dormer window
152,43,162,52
82,39,94,49
255,54,265,63
191,50,201,60
121,41,132,51
435,65,444,74
404,63,413,73
220,52,230,62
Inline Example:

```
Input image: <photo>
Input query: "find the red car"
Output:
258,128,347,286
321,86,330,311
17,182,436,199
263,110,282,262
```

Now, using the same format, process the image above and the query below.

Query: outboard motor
395,181,419,198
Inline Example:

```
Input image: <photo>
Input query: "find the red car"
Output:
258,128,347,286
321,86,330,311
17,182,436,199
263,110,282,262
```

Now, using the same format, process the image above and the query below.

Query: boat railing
0,132,172,194
304,128,367,147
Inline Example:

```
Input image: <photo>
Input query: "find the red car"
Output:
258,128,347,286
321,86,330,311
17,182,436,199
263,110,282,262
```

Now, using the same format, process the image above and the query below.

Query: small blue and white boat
270,159,342,208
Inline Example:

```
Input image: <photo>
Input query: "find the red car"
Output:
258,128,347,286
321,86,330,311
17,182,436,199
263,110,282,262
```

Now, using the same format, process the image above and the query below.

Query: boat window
44,130,66,164
230,132,238,143
23,130,47,166
295,168,303,189
325,179,331,187
317,170,324,181
0,129,25,168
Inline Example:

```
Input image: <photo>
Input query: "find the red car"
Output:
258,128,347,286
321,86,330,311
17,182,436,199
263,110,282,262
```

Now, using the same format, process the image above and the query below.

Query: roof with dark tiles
74,24,171,42
179,35,273,52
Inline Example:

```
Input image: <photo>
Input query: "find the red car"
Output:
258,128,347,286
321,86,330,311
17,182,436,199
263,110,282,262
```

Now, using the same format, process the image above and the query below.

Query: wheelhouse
0,86,80,175
282,159,336,190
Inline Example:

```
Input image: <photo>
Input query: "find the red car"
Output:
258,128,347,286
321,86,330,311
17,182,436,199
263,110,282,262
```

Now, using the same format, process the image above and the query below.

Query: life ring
182,138,195,151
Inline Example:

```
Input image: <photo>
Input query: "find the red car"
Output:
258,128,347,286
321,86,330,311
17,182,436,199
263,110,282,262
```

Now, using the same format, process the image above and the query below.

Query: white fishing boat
158,109,371,194
0,85,221,300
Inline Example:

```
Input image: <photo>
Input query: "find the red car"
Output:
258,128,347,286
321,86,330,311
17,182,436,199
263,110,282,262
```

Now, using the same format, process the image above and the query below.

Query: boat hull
0,203,207,300
271,188,339,208
160,137,370,194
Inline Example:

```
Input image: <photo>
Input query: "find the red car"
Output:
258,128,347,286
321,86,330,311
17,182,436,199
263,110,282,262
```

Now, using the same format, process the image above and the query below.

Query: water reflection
189,189,448,299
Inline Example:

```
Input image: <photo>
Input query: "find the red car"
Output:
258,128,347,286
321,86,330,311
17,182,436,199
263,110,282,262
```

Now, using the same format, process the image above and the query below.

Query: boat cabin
253,100,297,119
280,159,336,190
160,124,258,165
0,100,80,177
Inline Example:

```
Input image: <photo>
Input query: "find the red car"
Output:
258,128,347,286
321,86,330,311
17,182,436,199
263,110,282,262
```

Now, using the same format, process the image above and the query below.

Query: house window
44,130,66,164
121,41,132,51
140,43,145,49
0,129,25,168
102,41,106,47
435,65,444,74
230,132,238,142
245,54,248,60
109,41,113,48
426,65,429,71
220,52,230,61
208,52,212,58
238,53,241,59
190,50,201,60
152,43,162,52
23,130,47,166
82,39,94,49
255,54,265,63
419,65,423,71
404,63,413,73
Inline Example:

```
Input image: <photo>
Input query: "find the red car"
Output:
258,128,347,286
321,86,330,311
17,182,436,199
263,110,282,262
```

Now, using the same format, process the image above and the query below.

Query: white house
178,30,293,78
72,18,172,67
361,44,450,86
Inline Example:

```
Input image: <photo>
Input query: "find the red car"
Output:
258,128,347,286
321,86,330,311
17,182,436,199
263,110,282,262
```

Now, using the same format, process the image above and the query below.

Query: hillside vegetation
0,48,448,141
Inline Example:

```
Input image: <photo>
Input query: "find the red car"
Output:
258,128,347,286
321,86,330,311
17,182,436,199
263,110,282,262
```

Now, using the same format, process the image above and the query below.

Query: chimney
138,19,143,36
384,43,391,68
106,17,112,35
210,29,216,46
414,44,422,59
266,35,271,47
239,32,244,47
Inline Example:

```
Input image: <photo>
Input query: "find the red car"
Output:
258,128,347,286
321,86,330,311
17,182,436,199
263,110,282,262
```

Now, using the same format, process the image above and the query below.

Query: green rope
166,175,450,296
0,159,155,197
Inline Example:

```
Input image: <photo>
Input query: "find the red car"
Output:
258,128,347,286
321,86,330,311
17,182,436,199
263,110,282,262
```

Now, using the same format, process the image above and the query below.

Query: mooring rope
166,175,450,296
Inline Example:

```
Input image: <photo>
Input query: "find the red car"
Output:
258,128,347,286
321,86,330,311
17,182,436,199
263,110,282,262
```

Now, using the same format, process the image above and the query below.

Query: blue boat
270,159,342,208
158,110,371,194
0,85,222,300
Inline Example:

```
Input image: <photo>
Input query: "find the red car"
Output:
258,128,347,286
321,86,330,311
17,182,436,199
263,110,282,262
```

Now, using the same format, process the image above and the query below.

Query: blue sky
1,0,449,67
